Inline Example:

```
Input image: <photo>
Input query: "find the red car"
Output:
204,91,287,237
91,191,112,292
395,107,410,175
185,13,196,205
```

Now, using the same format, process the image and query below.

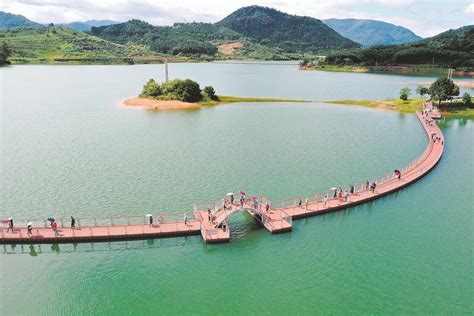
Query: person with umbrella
71,216,76,229
27,221,33,236
146,214,153,227
47,217,55,226
394,169,401,180
226,193,234,205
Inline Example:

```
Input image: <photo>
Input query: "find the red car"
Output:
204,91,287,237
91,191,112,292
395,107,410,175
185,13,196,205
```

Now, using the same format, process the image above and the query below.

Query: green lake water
1,63,473,314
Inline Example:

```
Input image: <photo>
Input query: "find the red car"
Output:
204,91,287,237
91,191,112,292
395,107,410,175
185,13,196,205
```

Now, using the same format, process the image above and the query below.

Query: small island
122,78,307,110
326,77,474,118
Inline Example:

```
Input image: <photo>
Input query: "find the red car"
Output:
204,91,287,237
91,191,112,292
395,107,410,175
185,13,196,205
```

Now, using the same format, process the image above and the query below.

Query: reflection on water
1,236,202,256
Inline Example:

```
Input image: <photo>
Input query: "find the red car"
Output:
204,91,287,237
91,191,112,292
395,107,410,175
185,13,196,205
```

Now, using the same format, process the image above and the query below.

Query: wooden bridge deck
1,108,444,244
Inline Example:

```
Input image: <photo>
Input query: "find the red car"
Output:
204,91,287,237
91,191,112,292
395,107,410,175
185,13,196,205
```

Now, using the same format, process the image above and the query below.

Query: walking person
338,189,343,204
323,194,328,208
230,194,234,205
350,185,355,195
333,188,337,198
7,218,13,233
365,180,370,190
52,220,59,236
240,196,244,207
265,202,270,213
207,209,211,221
371,182,377,194
71,216,76,229
344,190,348,202
184,214,187,226
298,199,302,208
305,198,309,210
149,215,153,227
27,221,33,236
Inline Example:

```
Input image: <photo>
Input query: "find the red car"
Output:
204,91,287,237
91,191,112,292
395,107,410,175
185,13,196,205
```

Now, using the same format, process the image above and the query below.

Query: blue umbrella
47,217,55,222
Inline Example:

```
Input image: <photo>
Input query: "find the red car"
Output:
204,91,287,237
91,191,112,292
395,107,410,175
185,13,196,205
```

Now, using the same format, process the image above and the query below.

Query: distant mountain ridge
325,25,474,68
0,11,41,30
92,6,361,58
217,6,360,52
323,18,422,47
59,20,120,32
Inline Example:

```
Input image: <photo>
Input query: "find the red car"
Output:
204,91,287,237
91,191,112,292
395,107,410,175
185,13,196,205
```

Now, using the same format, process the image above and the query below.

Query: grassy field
326,98,474,117
0,26,164,64
198,95,310,106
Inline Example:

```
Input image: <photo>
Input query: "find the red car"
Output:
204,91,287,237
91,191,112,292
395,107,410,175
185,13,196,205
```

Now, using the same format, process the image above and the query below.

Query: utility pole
164,58,169,83
447,68,454,79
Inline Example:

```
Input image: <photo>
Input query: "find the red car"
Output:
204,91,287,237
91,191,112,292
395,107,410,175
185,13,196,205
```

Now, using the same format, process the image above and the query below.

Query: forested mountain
92,20,241,55
325,25,474,68
59,20,120,32
217,6,360,52
323,18,421,47
0,11,41,30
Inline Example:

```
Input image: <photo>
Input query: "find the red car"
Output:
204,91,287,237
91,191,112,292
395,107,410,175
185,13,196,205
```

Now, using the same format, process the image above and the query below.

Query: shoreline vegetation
325,98,474,117
300,64,474,78
123,95,309,110
129,77,309,110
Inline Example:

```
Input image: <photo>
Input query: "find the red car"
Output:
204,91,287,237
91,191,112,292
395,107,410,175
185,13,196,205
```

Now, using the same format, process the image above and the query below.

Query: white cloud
465,2,474,15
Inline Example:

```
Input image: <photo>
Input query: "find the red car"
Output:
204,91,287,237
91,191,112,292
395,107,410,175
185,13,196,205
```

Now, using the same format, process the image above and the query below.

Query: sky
1,0,473,37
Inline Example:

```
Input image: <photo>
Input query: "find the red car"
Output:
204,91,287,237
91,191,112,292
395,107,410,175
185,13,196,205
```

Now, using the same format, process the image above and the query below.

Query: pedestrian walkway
1,109,444,244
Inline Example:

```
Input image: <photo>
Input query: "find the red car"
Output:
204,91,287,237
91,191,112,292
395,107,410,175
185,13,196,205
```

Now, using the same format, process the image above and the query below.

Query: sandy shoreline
122,96,201,110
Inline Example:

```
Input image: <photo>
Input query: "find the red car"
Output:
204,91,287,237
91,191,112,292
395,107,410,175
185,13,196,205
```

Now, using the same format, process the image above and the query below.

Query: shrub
140,79,162,98
400,87,411,101
161,79,202,102
462,92,472,106
203,86,218,100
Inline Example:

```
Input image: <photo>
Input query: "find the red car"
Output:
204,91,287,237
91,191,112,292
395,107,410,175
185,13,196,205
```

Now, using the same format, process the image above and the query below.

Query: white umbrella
27,222,33,226
226,192,234,196
330,187,338,190
8,217,12,220
145,214,153,217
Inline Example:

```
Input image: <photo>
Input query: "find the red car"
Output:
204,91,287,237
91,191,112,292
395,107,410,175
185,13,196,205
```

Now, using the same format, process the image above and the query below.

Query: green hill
217,6,360,53
324,25,474,68
91,20,240,56
0,26,158,63
0,11,41,30
323,18,422,47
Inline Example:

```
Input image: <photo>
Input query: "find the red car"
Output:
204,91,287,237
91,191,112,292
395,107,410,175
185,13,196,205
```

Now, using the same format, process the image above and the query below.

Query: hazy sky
1,0,473,37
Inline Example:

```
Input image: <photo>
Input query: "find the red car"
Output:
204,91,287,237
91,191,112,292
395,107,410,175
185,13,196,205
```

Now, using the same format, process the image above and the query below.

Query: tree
140,79,162,98
428,77,460,106
462,92,472,106
203,86,218,100
161,79,202,102
416,85,429,98
400,87,411,101
0,41,11,65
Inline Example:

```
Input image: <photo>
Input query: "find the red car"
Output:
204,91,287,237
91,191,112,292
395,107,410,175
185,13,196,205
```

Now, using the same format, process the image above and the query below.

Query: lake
1,63,473,314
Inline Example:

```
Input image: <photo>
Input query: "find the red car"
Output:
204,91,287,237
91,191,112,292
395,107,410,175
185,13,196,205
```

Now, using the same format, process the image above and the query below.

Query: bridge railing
267,114,437,210
1,211,196,229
